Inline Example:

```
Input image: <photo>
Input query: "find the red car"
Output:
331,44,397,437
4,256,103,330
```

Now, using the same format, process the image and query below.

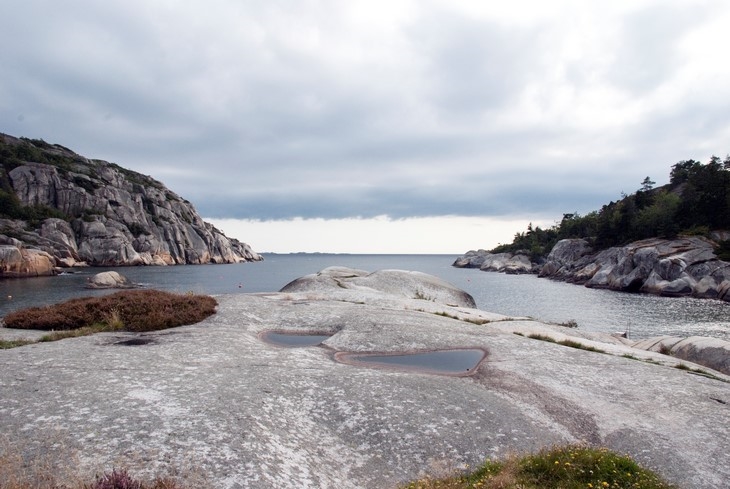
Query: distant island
0,133,261,278
455,156,730,301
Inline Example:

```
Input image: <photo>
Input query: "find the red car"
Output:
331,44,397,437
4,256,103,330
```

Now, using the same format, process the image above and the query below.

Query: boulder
281,266,477,308
86,270,135,289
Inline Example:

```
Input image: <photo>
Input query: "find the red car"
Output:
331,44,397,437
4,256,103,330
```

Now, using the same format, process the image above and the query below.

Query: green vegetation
2,290,217,337
527,333,606,353
0,339,34,349
493,155,730,258
402,445,677,489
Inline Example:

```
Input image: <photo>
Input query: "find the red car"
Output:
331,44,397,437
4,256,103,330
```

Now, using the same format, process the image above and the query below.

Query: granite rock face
452,250,535,274
1,268,728,489
539,237,730,301
0,242,55,278
0,134,261,277
455,236,730,301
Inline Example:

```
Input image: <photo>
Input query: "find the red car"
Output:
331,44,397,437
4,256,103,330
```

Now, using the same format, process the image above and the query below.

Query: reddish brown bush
3,290,217,332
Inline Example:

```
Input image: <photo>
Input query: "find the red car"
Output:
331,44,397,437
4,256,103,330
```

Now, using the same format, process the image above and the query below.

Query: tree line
492,155,730,260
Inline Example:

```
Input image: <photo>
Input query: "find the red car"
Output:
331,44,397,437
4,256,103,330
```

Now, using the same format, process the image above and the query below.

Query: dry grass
0,436,207,489
3,290,217,333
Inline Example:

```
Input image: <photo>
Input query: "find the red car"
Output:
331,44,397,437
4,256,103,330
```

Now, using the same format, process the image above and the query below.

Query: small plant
556,319,578,328
91,468,142,489
103,308,125,330
402,445,678,489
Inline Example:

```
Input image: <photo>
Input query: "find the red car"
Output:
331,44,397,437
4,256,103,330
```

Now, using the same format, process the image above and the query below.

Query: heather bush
3,290,217,332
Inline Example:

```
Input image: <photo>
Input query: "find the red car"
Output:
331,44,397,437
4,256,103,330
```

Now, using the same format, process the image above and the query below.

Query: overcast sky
2,1,729,253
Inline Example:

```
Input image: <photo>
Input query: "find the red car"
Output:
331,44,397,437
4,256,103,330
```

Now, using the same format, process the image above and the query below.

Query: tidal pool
335,348,486,376
259,331,333,347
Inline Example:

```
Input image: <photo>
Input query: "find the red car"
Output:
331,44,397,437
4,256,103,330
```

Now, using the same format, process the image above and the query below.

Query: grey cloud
2,1,729,226
609,4,709,94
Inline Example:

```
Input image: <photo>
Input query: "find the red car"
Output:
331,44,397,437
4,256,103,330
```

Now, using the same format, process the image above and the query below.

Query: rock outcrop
452,249,536,274
1,268,728,489
632,335,730,375
0,242,55,278
0,134,261,277
539,237,730,300
454,236,730,301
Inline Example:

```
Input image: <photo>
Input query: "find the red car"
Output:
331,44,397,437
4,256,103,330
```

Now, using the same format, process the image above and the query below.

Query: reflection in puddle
335,348,486,375
259,331,333,347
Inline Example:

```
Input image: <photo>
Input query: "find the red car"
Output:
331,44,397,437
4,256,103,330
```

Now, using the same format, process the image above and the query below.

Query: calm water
1,253,728,341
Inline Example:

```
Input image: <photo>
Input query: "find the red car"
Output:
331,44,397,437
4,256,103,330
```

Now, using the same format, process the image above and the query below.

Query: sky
2,0,729,253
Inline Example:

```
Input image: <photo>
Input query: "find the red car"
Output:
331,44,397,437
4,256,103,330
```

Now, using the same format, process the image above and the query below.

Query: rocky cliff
454,236,730,301
539,236,730,300
0,133,261,277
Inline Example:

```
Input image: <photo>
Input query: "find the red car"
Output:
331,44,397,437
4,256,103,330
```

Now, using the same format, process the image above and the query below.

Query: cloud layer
2,0,729,223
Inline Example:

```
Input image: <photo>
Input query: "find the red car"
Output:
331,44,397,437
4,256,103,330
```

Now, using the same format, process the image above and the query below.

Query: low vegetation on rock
492,156,730,259
403,445,677,489
2,290,217,335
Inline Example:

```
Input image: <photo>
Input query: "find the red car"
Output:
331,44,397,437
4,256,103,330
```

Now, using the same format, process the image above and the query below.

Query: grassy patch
402,445,678,489
554,319,578,328
0,339,34,349
527,334,606,353
1,290,216,346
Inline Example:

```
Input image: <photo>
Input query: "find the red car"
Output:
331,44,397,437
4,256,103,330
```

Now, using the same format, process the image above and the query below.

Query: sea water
1,253,728,341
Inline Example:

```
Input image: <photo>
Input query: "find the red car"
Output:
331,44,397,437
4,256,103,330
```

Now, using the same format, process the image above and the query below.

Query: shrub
403,445,678,489
91,468,142,489
3,290,217,332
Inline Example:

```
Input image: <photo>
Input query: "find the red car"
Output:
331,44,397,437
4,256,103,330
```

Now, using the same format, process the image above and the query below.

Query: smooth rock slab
0,268,728,489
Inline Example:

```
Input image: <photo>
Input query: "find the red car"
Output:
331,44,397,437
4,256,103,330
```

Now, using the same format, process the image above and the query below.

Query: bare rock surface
1,268,729,489
632,335,730,375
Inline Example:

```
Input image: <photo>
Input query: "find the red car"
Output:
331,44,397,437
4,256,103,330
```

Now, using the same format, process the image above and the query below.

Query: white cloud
207,215,544,254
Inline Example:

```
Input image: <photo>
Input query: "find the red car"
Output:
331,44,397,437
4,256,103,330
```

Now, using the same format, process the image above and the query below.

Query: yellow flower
602,482,609,487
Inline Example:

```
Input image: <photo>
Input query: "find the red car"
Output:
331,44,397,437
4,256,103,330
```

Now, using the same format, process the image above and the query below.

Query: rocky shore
0,134,261,278
1,268,728,488
454,236,730,301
